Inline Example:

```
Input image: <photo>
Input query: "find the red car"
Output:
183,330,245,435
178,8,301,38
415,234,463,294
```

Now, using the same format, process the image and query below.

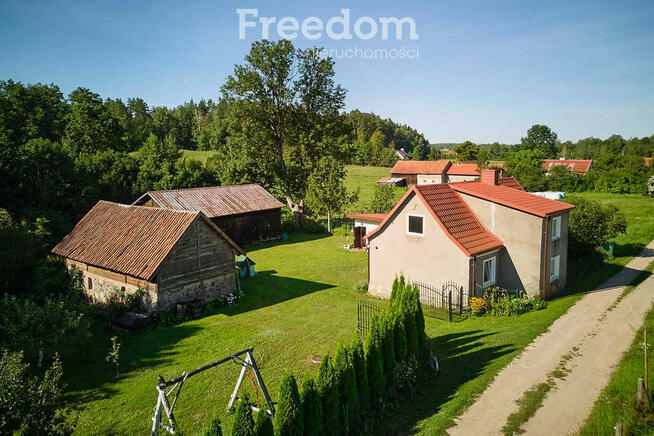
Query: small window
551,216,561,240
550,255,560,281
482,257,496,287
87,277,93,290
407,214,424,236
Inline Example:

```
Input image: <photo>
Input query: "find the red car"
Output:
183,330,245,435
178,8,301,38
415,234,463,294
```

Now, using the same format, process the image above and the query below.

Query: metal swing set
151,347,275,436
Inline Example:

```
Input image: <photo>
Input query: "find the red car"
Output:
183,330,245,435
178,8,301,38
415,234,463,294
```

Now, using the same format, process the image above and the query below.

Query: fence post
448,290,452,322
459,287,463,315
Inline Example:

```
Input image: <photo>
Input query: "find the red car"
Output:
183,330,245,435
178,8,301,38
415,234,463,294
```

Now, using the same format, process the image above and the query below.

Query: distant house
376,177,407,187
445,163,480,182
395,148,411,160
390,160,452,186
365,170,574,299
347,213,386,235
543,159,593,176
52,201,245,311
133,184,284,246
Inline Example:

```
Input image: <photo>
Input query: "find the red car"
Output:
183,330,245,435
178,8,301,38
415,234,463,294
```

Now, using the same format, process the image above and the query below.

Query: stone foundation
157,272,237,311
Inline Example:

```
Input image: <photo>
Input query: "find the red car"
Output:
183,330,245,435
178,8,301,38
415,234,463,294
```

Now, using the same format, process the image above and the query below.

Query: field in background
344,165,407,213
180,149,216,164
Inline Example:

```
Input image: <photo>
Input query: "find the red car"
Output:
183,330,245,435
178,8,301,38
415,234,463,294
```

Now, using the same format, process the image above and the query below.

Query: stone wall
156,271,237,311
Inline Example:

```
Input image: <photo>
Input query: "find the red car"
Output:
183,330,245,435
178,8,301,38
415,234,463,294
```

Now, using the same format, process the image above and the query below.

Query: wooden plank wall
212,208,282,246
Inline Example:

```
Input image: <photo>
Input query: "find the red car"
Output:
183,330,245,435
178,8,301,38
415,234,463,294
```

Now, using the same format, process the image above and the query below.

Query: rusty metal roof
52,201,243,281
391,160,451,175
134,184,284,218
542,159,592,175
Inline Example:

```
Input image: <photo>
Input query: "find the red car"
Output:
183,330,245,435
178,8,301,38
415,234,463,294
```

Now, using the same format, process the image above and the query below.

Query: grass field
344,165,406,213
62,166,654,435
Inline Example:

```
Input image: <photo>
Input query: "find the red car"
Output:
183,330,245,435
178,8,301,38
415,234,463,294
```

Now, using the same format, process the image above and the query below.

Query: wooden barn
133,184,284,246
52,201,245,311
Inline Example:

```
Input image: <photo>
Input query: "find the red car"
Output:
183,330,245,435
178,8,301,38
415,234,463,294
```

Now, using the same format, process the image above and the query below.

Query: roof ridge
147,183,261,194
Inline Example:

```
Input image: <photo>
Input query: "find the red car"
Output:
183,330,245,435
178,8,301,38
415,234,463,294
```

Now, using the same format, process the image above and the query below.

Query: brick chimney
481,169,498,185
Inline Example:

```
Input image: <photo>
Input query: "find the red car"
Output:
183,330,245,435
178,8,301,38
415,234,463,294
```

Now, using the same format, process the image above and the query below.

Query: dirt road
448,241,654,435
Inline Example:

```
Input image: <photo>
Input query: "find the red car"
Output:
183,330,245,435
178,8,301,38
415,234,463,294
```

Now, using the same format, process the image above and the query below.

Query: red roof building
542,159,593,175
446,163,480,177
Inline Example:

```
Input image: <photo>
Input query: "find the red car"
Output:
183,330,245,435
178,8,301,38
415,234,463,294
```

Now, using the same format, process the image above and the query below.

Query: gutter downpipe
542,216,550,299
471,256,476,298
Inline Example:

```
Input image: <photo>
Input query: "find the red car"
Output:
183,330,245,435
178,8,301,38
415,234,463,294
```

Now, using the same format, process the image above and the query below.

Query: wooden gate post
448,290,452,322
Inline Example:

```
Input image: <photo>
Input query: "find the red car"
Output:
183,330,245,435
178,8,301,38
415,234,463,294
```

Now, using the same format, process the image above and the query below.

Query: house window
551,216,561,240
482,257,496,287
407,214,424,236
550,255,560,281
87,277,93,290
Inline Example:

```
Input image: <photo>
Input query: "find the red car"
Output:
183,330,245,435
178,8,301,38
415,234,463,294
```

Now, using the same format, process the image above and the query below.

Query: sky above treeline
1,0,652,144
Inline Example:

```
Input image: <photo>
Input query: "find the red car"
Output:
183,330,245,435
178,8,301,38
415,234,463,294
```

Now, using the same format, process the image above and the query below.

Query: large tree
454,140,480,162
221,40,346,227
520,124,558,158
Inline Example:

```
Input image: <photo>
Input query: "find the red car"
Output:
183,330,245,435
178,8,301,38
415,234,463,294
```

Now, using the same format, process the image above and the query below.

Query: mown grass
180,149,216,164
580,303,654,435
344,165,407,213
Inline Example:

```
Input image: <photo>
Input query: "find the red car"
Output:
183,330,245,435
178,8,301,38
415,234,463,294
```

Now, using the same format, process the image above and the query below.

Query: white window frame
406,214,425,236
550,255,560,282
482,256,497,288
551,216,561,241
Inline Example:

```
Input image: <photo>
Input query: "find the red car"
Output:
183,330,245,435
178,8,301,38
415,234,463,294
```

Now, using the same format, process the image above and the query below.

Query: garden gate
415,281,469,321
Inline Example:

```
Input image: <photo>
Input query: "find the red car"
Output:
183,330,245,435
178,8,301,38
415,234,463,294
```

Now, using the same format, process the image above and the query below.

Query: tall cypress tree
364,315,386,406
412,285,428,362
316,355,339,435
274,375,303,436
393,312,408,363
351,339,370,416
334,344,360,433
381,315,397,389
254,410,274,436
299,379,323,436
232,396,256,436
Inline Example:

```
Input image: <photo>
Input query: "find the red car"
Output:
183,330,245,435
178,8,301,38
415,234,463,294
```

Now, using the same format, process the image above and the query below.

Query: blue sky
1,0,652,144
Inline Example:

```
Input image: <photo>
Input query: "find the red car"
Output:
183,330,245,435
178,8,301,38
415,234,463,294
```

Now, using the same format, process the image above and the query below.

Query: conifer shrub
351,339,370,417
316,355,339,435
334,344,360,433
393,312,408,363
254,410,274,436
412,285,429,362
390,277,400,309
274,375,303,436
232,396,256,436
381,314,397,389
364,315,386,406
299,379,322,436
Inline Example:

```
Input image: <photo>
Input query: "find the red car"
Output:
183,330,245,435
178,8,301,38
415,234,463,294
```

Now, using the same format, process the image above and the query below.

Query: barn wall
391,173,418,186
64,259,159,310
212,208,282,246
156,217,237,310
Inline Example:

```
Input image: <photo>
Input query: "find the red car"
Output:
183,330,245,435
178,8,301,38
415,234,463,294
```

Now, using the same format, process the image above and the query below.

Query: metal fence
415,281,469,322
357,301,382,337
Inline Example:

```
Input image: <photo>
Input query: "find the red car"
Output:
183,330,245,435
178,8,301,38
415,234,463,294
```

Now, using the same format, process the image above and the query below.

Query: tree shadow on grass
63,322,203,405
245,232,330,252
225,270,335,315
372,330,516,435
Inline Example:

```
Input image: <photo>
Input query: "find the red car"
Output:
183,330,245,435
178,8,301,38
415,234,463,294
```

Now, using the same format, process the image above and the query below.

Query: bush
0,350,76,435
203,412,223,436
334,344,360,433
380,315,397,389
350,339,370,417
392,312,408,363
299,379,322,436
254,410,274,436
316,355,338,435
303,219,327,234
274,375,303,436
469,297,486,315
232,396,256,436
478,287,547,317
565,197,627,260
364,315,386,405
369,184,396,214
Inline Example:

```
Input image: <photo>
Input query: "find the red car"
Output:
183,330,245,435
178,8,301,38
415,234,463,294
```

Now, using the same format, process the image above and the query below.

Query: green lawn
62,185,654,435
344,165,407,213
181,149,216,164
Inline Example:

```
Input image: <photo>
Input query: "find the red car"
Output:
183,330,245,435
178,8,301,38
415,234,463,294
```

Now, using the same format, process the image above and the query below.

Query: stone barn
52,201,245,311
133,184,284,246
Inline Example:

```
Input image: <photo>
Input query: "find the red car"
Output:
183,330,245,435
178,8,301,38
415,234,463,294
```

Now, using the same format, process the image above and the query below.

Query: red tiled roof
497,176,524,191
542,159,592,175
376,177,390,183
645,157,652,167
446,163,480,176
347,213,386,223
451,182,575,217
366,186,503,256
391,160,451,175
133,184,284,218
52,201,244,280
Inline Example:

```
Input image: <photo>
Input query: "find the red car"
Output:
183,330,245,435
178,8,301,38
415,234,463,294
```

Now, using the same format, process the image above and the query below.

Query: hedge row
223,276,430,436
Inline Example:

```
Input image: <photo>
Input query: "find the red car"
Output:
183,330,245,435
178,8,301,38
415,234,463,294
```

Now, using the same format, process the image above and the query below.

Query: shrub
232,396,256,436
203,412,223,436
411,285,428,362
364,315,386,405
392,312,408,363
334,344,360,433
565,197,627,260
380,315,397,388
254,410,274,436
274,375,303,436
316,355,338,435
369,184,395,213
299,379,322,436
469,297,486,315
350,339,370,416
